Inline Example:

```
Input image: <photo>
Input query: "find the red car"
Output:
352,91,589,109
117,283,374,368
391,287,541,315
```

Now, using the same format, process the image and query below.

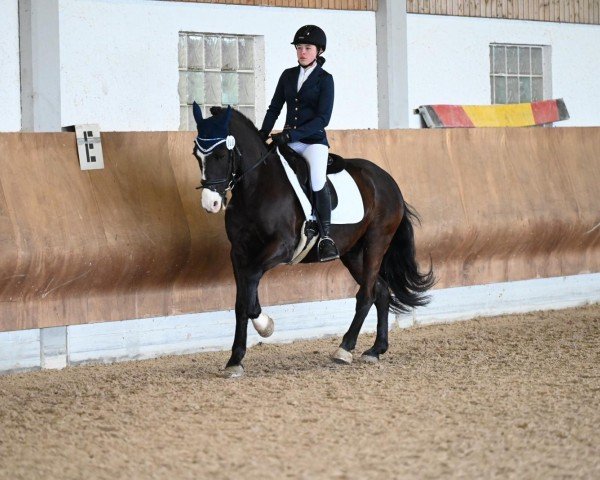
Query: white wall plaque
75,124,104,170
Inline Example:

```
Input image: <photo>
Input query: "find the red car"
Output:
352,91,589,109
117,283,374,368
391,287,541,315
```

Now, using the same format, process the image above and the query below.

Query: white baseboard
1,273,599,374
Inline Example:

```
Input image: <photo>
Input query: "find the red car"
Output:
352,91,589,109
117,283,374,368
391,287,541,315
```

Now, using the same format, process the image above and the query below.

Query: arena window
490,44,551,105
178,32,260,130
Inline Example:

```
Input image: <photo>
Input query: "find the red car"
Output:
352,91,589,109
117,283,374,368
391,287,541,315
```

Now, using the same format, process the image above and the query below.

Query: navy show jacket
260,64,334,146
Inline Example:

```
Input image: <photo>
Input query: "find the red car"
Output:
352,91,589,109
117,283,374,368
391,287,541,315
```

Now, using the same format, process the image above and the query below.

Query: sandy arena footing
1,304,599,479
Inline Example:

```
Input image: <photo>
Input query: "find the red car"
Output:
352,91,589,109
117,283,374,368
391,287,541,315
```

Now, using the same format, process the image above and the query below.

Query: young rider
259,25,339,262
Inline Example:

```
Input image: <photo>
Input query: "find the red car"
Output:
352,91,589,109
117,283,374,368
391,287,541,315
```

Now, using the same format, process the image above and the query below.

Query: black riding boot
314,184,340,262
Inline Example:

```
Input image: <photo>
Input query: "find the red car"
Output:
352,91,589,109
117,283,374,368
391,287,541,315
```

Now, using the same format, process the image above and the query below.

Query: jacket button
293,126,297,129
295,98,299,102
294,117,297,120
295,107,298,111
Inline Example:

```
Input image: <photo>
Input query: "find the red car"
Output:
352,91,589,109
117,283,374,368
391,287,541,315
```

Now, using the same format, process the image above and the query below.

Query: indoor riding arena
2,0,600,478
1,127,599,479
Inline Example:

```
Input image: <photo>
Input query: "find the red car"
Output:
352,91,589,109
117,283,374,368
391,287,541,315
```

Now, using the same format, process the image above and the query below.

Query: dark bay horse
192,105,434,377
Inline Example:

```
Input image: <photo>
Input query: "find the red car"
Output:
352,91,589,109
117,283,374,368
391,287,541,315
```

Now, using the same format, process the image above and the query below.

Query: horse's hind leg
361,277,391,362
334,246,383,364
333,250,364,362
334,276,390,364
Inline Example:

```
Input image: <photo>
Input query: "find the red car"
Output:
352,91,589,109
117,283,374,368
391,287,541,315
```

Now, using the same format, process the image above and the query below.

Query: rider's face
295,44,318,67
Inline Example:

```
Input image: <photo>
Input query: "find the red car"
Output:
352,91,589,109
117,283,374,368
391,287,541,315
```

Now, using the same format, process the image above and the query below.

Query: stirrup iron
318,236,339,262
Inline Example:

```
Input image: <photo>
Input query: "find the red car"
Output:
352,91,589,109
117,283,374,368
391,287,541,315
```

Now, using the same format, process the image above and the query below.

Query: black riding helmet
291,25,326,53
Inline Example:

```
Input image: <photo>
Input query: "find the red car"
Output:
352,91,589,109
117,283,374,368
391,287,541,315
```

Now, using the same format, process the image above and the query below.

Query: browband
195,135,236,154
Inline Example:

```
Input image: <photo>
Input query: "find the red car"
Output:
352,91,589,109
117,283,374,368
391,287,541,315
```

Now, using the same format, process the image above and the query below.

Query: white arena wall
3,2,600,132
406,13,600,128
57,0,378,132
0,0,21,132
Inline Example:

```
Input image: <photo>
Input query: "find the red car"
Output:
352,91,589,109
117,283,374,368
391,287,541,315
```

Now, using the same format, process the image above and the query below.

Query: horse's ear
192,101,203,125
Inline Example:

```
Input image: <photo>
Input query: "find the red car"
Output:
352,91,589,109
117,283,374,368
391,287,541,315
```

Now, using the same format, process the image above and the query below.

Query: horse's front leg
223,266,263,377
223,240,292,377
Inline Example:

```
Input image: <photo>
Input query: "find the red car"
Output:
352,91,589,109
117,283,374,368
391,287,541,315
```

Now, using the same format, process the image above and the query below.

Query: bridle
195,136,239,197
195,134,277,200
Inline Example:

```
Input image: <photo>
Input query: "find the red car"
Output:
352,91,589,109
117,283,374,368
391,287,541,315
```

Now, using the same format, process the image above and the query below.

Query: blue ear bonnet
193,102,235,154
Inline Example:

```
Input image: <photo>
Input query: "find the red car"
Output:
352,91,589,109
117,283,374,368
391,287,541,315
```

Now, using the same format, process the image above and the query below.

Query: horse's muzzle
201,189,223,213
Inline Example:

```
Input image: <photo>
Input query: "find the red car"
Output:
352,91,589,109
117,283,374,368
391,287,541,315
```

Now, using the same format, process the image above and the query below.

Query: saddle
277,144,345,209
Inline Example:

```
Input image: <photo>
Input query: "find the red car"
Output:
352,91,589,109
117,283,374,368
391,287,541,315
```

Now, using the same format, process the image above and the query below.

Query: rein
232,142,277,187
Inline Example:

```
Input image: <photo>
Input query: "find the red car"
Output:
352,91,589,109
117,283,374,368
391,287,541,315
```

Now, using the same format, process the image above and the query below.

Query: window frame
490,43,552,105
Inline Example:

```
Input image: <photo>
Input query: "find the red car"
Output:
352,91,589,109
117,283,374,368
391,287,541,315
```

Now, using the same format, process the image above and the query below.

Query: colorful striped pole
418,99,569,128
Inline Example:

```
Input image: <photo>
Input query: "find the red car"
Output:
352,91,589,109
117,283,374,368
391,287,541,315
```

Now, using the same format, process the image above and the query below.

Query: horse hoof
331,348,353,365
220,365,244,378
252,313,274,338
360,354,379,364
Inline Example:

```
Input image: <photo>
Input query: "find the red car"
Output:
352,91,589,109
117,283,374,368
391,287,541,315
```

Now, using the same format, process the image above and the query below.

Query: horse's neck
230,122,283,194
236,148,282,198
231,142,301,228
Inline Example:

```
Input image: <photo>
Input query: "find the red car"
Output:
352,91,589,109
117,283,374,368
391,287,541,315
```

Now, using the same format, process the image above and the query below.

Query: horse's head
192,103,235,213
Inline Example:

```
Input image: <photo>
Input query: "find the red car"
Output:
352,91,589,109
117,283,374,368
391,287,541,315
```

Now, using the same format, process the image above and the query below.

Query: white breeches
288,142,329,191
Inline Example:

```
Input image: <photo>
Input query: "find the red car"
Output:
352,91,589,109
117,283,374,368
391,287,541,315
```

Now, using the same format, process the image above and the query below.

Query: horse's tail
379,203,435,314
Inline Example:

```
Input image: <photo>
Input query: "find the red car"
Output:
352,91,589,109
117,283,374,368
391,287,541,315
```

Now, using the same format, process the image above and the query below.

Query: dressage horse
192,104,434,377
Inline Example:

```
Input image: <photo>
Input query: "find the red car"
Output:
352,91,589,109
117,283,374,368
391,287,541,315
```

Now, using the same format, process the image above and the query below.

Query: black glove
258,130,270,142
271,130,291,147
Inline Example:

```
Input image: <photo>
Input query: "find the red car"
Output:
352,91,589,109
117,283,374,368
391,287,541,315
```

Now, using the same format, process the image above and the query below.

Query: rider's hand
271,130,291,147
258,130,270,142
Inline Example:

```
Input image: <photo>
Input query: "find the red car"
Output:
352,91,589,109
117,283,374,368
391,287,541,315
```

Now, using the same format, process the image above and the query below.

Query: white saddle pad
277,148,364,224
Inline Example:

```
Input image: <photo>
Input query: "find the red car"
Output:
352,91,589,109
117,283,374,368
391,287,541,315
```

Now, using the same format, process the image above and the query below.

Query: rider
258,25,339,262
